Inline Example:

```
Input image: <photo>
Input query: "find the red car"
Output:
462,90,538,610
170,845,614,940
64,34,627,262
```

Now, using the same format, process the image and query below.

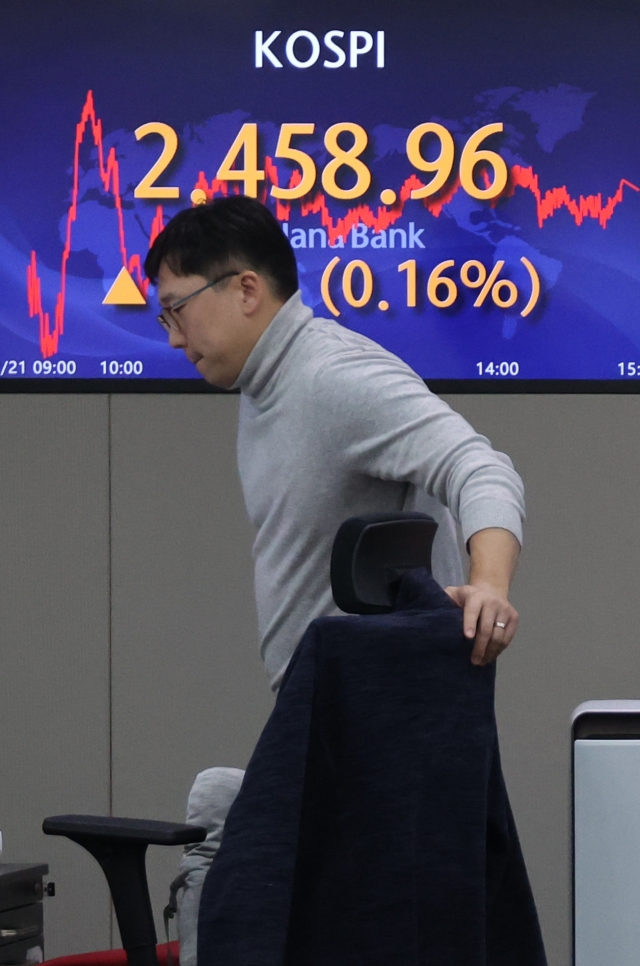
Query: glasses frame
157,270,240,332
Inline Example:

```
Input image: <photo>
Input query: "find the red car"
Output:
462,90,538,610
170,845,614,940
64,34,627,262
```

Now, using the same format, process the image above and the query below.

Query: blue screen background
1,0,639,386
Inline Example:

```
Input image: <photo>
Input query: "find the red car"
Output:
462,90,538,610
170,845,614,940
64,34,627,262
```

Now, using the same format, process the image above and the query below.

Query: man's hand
444,581,519,665
444,527,520,666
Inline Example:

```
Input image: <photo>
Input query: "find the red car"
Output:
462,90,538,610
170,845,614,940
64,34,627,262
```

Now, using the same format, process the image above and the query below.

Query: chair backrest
330,512,438,615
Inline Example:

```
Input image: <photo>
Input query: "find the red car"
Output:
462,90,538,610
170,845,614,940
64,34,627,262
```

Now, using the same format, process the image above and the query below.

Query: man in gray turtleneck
145,196,524,693
146,196,526,963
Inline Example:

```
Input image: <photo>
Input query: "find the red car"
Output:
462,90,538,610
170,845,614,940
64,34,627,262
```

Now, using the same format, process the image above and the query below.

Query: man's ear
238,270,264,315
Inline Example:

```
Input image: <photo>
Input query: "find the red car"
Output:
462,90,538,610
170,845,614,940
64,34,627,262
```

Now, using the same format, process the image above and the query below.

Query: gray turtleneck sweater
234,291,524,690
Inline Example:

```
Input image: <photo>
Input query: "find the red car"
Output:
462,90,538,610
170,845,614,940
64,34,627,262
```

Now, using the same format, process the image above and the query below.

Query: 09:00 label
33,359,76,374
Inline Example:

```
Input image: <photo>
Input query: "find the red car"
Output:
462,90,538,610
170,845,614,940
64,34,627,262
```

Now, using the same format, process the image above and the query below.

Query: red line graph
194,162,640,242
27,91,164,358
28,90,640,358
509,165,640,228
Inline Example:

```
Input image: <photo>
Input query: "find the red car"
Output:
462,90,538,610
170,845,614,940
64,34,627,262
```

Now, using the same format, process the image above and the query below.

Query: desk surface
0,865,48,884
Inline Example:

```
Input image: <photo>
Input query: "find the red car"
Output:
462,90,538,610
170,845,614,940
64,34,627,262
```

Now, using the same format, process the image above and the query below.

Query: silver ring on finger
494,620,506,629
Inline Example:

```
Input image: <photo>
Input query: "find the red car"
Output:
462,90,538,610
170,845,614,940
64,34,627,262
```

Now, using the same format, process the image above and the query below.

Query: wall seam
108,393,114,949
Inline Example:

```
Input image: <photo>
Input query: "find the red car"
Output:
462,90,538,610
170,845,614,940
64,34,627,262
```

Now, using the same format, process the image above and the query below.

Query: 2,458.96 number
133,120,508,204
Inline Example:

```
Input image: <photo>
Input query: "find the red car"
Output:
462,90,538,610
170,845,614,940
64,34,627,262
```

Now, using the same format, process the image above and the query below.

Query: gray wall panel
0,396,111,958
443,393,640,966
109,395,273,942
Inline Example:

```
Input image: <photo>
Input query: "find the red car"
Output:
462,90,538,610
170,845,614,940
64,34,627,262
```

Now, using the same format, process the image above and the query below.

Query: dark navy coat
198,571,547,966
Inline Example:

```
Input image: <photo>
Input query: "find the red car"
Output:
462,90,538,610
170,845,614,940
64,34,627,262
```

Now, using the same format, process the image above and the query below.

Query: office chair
42,512,438,966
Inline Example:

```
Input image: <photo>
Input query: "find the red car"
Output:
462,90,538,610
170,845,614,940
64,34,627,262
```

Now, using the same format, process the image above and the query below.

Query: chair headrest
330,512,438,615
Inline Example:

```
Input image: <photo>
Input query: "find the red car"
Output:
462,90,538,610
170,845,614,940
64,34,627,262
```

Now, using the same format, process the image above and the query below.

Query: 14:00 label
476,362,520,376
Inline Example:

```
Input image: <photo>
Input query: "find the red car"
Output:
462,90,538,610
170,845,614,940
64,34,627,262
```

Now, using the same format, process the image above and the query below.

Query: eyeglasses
157,271,240,332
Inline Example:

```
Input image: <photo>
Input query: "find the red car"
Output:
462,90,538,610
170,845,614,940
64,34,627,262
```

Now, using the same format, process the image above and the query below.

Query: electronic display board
1,0,639,391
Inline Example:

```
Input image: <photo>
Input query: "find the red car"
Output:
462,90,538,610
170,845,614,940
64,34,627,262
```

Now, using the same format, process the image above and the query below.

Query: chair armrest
43,815,207,846
43,815,207,966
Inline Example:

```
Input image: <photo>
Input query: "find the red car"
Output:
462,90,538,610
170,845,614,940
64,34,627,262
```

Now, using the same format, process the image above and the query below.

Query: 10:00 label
100,360,144,375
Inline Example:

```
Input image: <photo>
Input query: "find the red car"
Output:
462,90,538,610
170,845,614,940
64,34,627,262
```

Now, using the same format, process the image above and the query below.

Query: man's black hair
144,195,298,301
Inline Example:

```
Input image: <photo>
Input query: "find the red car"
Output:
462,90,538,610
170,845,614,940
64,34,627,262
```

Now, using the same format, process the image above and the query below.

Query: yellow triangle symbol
102,267,146,305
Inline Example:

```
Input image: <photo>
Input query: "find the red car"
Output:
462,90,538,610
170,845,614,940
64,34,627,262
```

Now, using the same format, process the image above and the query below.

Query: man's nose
168,326,187,349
